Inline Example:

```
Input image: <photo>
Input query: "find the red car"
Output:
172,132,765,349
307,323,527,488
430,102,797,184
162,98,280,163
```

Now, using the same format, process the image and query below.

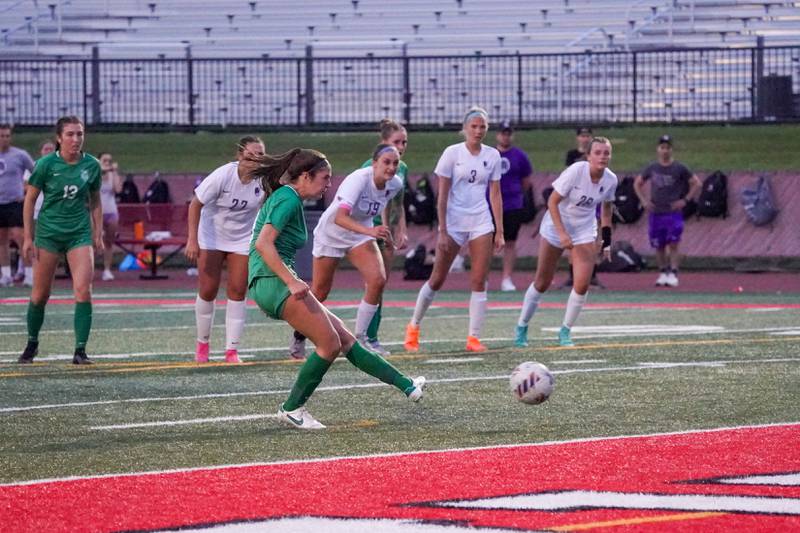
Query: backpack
143,173,172,204
519,187,537,223
697,171,728,218
612,176,643,224
117,174,141,203
403,244,433,280
405,174,436,226
741,175,778,226
597,240,646,273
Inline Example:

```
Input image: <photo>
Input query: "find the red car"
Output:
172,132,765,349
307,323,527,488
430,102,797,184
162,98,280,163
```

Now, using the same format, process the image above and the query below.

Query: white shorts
312,235,373,259
539,217,597,249
198,238,250,255
447,224,495,247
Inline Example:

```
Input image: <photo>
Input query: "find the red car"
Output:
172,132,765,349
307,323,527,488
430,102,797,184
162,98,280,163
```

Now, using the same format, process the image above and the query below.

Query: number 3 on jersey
63,185,78,199
468,169,477,183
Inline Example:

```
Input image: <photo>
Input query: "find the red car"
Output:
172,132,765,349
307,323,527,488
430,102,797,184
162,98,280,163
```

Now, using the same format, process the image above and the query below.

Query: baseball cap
576,126,592,135
658,134,673,145
499,120,514,133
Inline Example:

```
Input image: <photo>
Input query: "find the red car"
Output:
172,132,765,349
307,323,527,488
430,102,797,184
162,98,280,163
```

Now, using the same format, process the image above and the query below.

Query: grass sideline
14,123,800,175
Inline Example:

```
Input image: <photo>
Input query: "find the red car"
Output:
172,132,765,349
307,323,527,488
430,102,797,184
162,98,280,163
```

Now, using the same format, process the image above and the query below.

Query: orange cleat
465,336,488,352
404,324,420,352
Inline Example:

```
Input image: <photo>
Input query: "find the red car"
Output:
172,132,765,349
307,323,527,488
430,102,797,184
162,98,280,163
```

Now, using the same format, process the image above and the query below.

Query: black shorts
0,202,23,228
503,208,525,242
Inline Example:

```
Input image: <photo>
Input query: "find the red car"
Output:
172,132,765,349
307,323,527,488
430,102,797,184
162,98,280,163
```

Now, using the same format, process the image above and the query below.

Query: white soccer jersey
434,142,502,231
541,161,617,240
195,162,263,254
314,166,403,248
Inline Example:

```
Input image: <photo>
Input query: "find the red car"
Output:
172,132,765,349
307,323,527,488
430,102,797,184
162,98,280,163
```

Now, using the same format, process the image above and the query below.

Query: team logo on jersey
500,157,511,175
483,160,488,168
80,169,89,183
600,186,604,193
254,188,260,196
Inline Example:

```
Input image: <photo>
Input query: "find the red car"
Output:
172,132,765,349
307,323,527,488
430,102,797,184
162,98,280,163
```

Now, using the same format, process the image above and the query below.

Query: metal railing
1,44,798,128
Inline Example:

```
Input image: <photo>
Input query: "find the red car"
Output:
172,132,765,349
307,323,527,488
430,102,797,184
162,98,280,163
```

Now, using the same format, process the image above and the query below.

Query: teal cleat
514,325,529,347
558,326,575,347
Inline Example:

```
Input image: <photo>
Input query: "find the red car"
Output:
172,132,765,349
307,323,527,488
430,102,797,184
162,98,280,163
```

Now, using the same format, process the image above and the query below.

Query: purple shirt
497,146,532,210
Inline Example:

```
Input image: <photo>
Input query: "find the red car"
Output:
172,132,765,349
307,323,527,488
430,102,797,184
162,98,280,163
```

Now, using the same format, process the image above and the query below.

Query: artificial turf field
1,284,799,531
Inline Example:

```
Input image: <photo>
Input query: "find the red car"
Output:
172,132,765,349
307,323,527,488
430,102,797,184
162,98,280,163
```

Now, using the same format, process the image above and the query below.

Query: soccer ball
510,361,554,405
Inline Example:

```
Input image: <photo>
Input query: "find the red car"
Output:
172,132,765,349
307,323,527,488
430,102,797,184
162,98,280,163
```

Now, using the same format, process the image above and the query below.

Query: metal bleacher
1,0,799,126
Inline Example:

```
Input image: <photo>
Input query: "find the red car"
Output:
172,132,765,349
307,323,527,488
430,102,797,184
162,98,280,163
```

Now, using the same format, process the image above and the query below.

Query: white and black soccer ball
510,361,554,405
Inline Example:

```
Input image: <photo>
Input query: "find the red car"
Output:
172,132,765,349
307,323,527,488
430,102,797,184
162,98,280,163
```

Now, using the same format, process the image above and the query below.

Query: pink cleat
195,341,209,363
225,349,241,363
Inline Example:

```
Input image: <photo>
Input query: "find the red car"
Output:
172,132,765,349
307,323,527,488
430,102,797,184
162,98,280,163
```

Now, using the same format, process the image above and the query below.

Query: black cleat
590,275,605,289
72,347,93,365
18,341,39,364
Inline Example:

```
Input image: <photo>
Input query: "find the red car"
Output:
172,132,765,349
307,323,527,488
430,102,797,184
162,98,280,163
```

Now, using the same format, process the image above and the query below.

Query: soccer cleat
224,349,241,363
501,278,517,292
665,271,679,288
18,341,39,364
655,271,669,286
0,275,12,288
589,275,605,289
72,347,93,365
368,338,391,357
404,324,420,352
23,277,33,288
195,341,210,363
288,334,306,360
514,324,529,347
558,326,575,347
465,336,488,352
101,269,115,281
405,376,426,402
278,405,326,430
13,271,24,283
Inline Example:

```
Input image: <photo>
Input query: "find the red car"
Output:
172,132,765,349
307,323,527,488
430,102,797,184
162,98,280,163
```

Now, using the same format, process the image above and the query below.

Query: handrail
624,0,683,51
565,26,610,52
1,0,71,50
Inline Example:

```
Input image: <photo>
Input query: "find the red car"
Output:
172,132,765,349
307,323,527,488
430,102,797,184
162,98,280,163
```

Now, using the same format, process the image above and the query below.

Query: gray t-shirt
0,147,35,204
640,160,693,214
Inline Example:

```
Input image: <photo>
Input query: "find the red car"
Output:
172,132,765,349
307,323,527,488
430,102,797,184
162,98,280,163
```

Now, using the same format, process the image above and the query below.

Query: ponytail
250,148,329,197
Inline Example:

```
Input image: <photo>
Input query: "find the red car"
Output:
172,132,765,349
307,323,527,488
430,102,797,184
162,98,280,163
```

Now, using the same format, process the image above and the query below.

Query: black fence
2,45,799,128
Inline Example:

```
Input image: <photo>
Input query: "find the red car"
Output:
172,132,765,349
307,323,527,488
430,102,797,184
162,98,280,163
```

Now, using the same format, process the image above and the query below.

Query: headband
463,110,488,124
375,145,398,158
308,157,331,174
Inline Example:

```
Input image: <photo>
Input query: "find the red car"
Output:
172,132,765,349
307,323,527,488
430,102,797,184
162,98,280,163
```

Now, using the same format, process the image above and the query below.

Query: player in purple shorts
634,135,701,288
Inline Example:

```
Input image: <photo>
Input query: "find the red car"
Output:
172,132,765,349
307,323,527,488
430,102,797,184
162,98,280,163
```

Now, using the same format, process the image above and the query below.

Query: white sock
0,265,10,278
468,290,488,338
225,298,247,351
563,289,587,329
24,266,33,283
195,295,215,344
354,299,379,337
518,283,543,327
411,281,437,326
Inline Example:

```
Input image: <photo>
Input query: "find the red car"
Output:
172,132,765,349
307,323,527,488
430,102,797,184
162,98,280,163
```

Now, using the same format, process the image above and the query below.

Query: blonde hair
462,106,489,125
378,118,406,140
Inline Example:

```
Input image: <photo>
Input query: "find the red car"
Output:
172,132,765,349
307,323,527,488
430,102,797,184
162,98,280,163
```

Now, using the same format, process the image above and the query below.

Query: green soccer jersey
360,158,408,226
28,152,101,239
248,185,307,282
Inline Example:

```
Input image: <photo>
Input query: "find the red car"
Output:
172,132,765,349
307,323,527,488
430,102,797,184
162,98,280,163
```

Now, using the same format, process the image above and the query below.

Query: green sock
282,352,333,412
74,301,92,350
366,301,382,343
346,341,412,392
26,302,46,343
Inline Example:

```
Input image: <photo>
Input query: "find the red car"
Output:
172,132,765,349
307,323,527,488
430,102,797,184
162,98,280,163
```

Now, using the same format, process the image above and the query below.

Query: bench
115,203,189,280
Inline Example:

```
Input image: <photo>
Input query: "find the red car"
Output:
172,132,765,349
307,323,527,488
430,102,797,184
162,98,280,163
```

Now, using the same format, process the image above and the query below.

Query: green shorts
35,231,92,254
249,276,291,320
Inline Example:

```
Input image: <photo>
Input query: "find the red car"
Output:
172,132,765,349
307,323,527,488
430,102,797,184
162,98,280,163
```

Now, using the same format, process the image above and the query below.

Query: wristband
601,226,612,250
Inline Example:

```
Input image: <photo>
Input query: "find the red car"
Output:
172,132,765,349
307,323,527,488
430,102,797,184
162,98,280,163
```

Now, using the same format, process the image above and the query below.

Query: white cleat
0,275,13,288
101,269,115,281
368,339,391,357
406,376,426,402
278,405,326,430
501,277,517,292
655,272,669,287
665,271,679,287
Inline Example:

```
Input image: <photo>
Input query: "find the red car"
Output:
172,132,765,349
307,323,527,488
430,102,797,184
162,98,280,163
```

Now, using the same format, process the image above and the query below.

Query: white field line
91,413,279,431
3,420,798,488
551,359,607,365
424,357,484,364
1,324,799,362
2,356,799,415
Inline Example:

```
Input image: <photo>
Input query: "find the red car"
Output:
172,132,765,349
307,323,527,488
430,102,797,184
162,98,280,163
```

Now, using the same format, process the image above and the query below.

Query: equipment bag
143,173,172,204
405,174,436,226
117,174,141,203
741,175,778,226
612,176,643,224
597,240,646,273
519,187,538,223
697,170,728,218
403,244,433,280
